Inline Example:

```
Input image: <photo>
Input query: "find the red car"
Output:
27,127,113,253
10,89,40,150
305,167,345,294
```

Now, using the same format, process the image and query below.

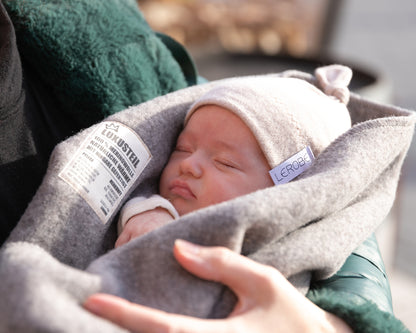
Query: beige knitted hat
185,65,352,184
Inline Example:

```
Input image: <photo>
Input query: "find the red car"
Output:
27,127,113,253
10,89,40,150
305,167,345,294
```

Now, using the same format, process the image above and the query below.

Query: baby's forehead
180,107,265,156
182,105,253,136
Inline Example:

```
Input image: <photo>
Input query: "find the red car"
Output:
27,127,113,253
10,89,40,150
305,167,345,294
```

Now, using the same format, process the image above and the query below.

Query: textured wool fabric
3,0,189,129
185,65,352,169
1,70,415,331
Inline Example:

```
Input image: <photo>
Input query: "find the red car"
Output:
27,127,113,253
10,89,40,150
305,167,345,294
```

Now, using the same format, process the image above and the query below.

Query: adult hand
115,208,174,248
85,240,352,333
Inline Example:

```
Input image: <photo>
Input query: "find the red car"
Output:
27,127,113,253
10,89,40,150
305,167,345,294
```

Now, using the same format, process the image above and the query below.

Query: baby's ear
315,65,353,105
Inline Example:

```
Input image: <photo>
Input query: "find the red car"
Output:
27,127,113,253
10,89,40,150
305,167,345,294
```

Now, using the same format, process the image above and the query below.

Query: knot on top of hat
315,65,352,105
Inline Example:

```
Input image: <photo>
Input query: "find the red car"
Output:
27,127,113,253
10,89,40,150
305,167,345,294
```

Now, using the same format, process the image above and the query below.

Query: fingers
84,294,233,333
173,240,281,300
115,210,175,248
114,231,130,248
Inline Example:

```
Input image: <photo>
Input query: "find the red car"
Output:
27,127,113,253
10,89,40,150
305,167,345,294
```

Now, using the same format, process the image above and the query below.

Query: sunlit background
139,0,335,57
138,0,416,330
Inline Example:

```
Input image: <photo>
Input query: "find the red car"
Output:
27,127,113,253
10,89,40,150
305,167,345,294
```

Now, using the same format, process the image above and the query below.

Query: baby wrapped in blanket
2,65,415,332
116,65,352,249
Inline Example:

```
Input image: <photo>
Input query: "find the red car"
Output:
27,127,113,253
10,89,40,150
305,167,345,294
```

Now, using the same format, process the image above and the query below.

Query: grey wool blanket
1,71,415,332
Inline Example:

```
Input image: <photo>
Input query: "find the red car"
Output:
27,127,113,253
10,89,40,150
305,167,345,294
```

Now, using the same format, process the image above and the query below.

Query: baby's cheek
207,182,246,205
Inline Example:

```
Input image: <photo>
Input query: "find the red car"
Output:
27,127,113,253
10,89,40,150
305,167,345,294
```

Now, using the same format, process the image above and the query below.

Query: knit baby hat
185,65,352,181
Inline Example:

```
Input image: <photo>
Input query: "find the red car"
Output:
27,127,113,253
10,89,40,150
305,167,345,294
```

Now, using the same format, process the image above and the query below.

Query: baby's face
159,105,273,215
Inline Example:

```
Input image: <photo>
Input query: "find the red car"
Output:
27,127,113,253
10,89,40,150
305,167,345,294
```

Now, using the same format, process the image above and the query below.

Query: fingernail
83,298,103,315
174,239,202,256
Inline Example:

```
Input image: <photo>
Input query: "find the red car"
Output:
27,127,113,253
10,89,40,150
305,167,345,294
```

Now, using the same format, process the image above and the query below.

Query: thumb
114,230,131,248
84,293,234,333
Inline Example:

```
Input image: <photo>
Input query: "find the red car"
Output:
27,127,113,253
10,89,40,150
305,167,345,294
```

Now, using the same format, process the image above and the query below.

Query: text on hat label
269,146,315,185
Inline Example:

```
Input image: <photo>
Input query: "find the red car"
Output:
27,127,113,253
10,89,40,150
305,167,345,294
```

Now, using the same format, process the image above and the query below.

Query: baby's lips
169,179,196,199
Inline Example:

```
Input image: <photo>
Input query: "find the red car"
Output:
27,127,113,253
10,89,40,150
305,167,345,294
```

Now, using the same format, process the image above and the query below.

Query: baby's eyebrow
179,128,240,153
214,140,238,152
176,130,193,143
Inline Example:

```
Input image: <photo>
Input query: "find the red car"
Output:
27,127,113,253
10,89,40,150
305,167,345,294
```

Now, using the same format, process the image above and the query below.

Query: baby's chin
176,205,202,217
167,197,199,217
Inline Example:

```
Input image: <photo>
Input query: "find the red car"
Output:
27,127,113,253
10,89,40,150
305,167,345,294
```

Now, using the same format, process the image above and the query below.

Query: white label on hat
59,121,152,224
269,146,315,186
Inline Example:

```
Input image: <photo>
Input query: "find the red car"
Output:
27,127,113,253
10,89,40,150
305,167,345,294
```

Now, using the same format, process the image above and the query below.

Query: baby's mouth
169,179,196,200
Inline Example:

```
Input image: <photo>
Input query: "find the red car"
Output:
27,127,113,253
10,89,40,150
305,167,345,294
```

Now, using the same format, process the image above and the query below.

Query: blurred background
138,0,416,330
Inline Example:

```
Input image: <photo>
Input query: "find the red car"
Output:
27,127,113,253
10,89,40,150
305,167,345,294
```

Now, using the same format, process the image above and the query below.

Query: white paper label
269,146,315,186
59,121,152,223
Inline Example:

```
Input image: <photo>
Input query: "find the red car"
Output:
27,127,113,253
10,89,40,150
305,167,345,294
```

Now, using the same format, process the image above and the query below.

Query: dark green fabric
307,234,408,332
314,234,392,313
3,0,189,129
307,289,409,333
156,32,198,86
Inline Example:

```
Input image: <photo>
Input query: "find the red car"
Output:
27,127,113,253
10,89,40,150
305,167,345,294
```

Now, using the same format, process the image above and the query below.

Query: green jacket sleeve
4,0,189,129
307,234,409,332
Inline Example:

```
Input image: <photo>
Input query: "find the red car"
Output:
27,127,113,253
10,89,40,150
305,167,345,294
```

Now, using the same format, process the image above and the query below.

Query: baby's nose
179,152,203,178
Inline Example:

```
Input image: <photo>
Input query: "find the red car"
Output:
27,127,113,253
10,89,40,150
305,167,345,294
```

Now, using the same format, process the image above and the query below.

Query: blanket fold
1,72,415,331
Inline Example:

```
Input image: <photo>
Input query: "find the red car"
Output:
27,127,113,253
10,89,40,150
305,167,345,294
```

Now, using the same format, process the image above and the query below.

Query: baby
116,65,352,247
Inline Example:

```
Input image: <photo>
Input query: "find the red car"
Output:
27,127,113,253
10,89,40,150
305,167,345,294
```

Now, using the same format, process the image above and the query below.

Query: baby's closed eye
214,158,241,170
174,144,192,153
